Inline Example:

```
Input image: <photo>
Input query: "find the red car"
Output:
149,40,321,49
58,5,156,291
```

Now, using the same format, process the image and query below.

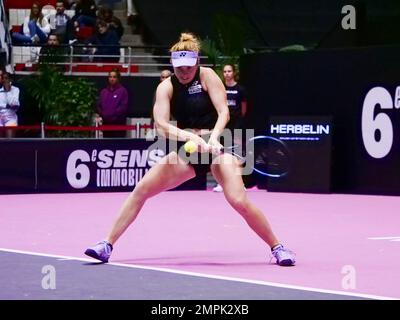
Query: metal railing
12,43,216,76
0,120,157,139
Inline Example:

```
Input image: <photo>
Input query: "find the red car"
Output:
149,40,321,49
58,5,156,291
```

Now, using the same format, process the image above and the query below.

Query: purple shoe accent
85,240,113,263
271,244,296,266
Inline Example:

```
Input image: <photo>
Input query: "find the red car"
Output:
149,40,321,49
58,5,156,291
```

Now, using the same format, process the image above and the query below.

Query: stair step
100,0,126,11
121,34,142,42
113,9,127,21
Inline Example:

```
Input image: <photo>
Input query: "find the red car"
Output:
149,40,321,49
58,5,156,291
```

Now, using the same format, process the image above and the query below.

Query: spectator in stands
72,0,97,28
97,5,124,40
11,2,51,45
39,33,69,66
0,72,20,138
223,64,247,130
47,1,71,43
213,64,248,192
85,19,120,62
95,69,128,138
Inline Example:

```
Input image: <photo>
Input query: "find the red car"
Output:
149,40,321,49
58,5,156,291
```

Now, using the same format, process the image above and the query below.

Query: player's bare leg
211,153,280,247
107,151,195,244
211,153,295,266
84,152,195,262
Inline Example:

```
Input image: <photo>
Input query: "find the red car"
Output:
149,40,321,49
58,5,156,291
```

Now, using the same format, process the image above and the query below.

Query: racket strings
253,142,291,175
225,136,291,177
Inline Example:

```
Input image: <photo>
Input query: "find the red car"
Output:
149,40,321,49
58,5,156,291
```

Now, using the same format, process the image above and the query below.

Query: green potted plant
201,13,247,77
23,63,97,138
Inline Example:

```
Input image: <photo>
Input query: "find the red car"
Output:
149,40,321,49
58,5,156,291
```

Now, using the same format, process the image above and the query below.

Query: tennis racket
222,135,291,178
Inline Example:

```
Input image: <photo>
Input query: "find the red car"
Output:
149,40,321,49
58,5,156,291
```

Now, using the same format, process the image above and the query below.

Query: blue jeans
12,20,47,44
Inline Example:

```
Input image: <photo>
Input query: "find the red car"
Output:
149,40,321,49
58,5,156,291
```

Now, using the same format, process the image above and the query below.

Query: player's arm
201,67,229,141
153,79,207,146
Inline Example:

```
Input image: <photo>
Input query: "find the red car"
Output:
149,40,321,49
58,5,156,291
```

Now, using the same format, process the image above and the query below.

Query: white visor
171,51,198,67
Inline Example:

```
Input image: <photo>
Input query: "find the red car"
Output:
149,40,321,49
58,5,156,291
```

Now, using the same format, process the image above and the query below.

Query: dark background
240,46,400,195
0,139,206,194
133,0,400,48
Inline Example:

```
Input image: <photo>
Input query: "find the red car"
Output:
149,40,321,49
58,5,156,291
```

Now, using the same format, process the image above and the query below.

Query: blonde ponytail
170,32,201,52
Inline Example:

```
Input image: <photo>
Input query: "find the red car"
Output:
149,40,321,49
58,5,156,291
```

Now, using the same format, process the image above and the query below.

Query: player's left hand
207,137,223,155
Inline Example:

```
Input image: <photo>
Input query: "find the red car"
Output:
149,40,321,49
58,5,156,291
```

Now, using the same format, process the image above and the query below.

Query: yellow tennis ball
184,140,197,154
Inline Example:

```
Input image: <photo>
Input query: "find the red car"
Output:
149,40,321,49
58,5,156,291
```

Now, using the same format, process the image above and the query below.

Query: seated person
71,0,97,28
84,19,120,63
46,0,71,43
97,5,124,40
11,2,51,44
39,33,69,66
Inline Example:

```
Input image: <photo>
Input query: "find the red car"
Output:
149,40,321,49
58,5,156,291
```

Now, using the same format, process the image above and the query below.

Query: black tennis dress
170,67,218,175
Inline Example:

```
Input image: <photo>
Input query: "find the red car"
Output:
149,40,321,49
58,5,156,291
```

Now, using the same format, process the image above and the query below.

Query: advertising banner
262,116,332,193
0,139,206,194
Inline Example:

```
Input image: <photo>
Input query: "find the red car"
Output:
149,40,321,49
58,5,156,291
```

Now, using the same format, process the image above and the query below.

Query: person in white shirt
12,2,51,44
47,1,71,43
0,72,20,137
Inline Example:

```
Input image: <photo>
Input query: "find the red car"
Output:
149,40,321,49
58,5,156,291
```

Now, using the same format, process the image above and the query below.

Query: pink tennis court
1,190,399,299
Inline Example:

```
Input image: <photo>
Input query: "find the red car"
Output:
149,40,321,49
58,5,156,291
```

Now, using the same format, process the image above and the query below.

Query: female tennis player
85,32,295,266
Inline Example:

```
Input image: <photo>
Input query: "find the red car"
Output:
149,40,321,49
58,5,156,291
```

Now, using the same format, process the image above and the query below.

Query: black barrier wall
134,0,400,48
240,45,400,195
0,139,206,194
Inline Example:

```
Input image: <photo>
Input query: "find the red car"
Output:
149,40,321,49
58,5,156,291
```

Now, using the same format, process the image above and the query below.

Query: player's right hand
192,136,210,153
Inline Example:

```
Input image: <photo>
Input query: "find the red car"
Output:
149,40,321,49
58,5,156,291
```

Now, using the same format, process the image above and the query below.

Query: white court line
1,247,398,300
368,236,400,241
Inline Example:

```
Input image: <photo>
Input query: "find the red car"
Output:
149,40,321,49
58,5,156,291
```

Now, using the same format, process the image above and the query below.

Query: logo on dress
188,80,202,95
226,90,238,94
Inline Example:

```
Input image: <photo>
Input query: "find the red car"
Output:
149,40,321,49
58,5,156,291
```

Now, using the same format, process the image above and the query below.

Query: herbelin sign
270,124,330,136
264,116,333,193
269,117,332,143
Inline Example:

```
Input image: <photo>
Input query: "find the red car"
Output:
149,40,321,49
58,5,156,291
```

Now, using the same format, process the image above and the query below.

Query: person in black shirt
224,64,247,130
97,6,124,40
39,33,69,66
84,19,120,62
84,32,295,267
